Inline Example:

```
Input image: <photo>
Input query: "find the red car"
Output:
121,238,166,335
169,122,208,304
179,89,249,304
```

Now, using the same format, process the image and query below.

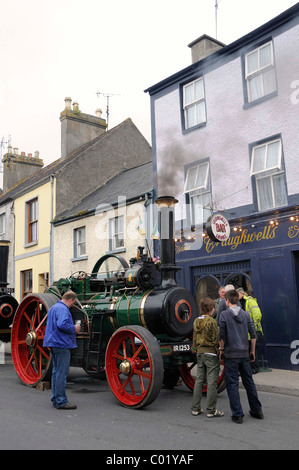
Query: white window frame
184,161,212,225
245,41,276,103
74,226,86,258
184,162,210,193
250,138,282,176
109,216,124,251
183,77,206,129
250,138,287,211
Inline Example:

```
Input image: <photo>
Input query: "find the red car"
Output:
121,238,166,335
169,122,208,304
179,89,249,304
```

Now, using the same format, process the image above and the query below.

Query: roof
145,3,299,95
53,161,153,224
0,118,144,205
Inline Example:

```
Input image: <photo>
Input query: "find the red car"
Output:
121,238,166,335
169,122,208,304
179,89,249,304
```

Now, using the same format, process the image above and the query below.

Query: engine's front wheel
105,325,163,409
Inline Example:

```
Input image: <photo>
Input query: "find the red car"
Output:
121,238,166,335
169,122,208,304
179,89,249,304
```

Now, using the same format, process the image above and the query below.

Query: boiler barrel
105,286,197,338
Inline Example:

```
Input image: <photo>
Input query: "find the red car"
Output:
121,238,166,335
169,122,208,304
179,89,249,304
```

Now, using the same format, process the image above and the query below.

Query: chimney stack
60,97,107,159
2,147,44,193
188,34,225,63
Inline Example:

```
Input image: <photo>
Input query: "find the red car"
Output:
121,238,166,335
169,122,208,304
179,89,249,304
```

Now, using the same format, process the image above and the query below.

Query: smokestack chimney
188,34,225,63
155,196,179,288
0,240,10,288
60,97,107,159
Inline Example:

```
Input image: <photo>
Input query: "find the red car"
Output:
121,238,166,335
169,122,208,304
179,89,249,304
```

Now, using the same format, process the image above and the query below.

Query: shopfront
175,216,299,370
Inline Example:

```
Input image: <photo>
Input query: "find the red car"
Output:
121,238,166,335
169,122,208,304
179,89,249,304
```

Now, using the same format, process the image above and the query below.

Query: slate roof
0,118,147,205
53,161,153,224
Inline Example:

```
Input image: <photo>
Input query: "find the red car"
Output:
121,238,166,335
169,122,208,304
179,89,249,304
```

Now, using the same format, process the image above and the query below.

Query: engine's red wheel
180,360,226,394
11,293,58,386
105,325,164,409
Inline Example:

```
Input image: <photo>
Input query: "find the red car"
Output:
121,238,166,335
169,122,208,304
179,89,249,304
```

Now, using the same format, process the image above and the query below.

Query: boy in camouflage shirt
191,298,224,418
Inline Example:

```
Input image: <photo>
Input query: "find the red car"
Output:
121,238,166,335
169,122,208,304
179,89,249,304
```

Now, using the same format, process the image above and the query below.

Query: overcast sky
0,0,297,187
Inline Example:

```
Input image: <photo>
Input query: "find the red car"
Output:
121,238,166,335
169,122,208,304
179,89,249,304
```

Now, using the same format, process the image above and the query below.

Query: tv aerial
96,91,120,129
0,135,11,172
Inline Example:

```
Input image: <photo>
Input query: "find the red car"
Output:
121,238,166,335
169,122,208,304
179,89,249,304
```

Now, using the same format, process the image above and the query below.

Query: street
0,358,298,452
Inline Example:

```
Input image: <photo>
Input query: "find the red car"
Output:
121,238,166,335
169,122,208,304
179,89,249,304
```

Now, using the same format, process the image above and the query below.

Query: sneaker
191,409,203,416
249,410,264,419
207,410,224,418
232,415,243,424
57,403,77,410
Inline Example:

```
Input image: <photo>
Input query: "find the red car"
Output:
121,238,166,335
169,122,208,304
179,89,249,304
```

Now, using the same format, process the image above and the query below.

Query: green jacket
243,294,263,334
193,315,219,355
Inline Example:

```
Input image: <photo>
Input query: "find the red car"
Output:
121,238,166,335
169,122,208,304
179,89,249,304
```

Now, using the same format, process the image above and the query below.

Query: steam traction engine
0,241,18,343
11,197,225,409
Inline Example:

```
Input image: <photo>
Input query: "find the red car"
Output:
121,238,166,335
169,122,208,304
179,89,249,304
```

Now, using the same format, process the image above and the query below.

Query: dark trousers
50,348,71,408
224,357,262,417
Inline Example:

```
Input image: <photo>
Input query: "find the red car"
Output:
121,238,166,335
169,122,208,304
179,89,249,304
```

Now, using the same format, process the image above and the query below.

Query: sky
0,0,298,187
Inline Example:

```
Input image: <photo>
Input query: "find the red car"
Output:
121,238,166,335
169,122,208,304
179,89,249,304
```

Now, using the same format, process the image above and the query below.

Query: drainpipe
49,174,55,285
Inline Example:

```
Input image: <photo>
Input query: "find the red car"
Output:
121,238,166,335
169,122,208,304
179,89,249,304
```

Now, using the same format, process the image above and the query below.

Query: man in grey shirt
219,289,263,424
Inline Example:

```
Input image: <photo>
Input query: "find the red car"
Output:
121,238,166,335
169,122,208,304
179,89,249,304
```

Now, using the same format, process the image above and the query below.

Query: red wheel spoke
134,368,150,379
121,340,127,358
131,343,144,361
36,344,50,361
23,311,34,328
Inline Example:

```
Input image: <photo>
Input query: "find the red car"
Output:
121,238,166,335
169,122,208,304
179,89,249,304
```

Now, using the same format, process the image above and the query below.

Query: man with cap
216,284,236,325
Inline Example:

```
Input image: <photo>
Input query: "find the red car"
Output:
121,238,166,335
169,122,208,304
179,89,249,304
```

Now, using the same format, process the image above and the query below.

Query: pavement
2,342,299,397
240,367,299,397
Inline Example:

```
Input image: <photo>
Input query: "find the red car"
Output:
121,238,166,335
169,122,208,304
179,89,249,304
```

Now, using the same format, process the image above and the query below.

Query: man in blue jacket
44,291,80,410
219,289,263,424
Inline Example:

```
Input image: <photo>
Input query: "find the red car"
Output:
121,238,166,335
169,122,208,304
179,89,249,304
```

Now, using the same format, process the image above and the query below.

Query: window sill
24,241,38,248
71,256,88,262
106,247,126,255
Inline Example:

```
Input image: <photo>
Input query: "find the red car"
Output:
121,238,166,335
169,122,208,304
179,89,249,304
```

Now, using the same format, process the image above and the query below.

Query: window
74,227,86,258
184,161,212,225
245,41,277,103
250,138,287,211
26,198,38,244
21,269,32,298
109,216,124,251
0,213,5,234
183,77,206,130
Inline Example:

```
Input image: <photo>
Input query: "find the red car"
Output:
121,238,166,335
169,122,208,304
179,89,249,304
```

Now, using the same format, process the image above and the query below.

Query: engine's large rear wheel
105,325,164,409
11,293,58,386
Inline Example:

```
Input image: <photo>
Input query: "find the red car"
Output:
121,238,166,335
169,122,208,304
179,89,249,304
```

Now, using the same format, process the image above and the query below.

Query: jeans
192,354,220,414
224,357,262,417
50,348,71,408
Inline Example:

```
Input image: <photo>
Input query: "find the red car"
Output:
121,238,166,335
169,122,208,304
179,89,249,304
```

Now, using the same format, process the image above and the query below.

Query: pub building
146,4,299,370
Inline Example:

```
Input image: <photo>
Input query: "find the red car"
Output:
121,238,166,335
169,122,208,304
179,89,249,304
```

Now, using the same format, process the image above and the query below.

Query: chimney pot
64,97,72,109
73,101,79,111
95,108,103,118
21,152,26,156
7,146,12,154
34,151,39,158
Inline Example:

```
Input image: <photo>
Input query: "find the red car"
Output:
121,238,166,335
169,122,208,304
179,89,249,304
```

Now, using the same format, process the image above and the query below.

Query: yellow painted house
13,178,56,300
